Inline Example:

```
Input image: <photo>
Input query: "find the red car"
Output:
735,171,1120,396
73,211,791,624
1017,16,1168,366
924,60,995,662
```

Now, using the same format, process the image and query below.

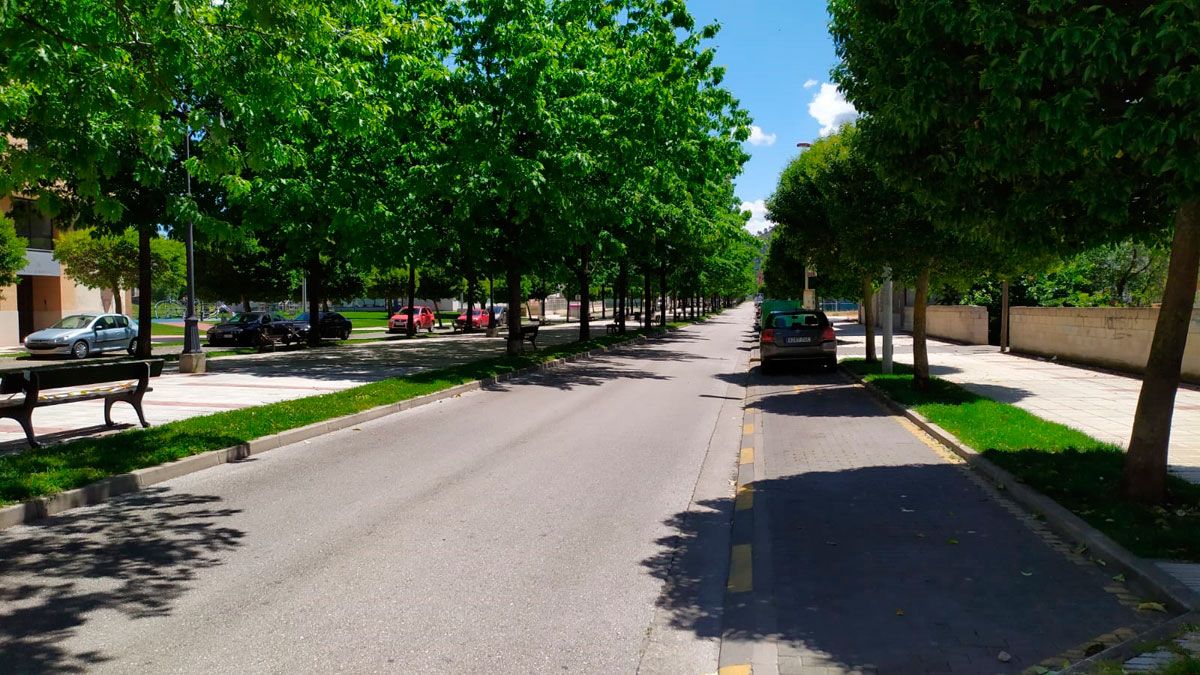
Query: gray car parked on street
24,313,139,359
759,309,837,372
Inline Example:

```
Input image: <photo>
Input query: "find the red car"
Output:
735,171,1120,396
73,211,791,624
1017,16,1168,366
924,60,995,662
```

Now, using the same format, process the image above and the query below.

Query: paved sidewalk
0,322,594,448
744,367,1160,674
836,321,1200,485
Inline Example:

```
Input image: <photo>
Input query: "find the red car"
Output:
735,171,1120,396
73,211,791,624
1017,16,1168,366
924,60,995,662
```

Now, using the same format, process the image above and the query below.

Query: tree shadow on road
0,488,244,672
642,466,1160,674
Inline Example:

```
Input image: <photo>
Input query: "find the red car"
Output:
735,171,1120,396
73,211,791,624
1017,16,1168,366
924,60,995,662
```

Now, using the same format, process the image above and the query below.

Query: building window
7,198,54,250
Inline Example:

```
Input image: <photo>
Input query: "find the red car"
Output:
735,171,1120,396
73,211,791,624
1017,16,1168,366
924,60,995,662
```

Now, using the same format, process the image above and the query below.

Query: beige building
0,194,129,348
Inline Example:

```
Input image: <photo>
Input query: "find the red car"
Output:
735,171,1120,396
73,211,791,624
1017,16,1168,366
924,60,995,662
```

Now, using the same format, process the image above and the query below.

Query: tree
0,213,29,292
829,0,1200,502
53,227,185,314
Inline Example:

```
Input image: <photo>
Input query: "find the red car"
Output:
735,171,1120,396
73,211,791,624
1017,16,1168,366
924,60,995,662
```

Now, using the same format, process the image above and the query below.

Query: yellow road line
735,483,754,511
742,423,755,435
719,666,752,675
727,544,753,593
739,446,754,465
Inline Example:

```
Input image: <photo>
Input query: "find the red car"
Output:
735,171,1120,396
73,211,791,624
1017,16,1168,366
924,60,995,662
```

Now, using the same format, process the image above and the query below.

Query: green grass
0,327,666,506
842,359,1200,561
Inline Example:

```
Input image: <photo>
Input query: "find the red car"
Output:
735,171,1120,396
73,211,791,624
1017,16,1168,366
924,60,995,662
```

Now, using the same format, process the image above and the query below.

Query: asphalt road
0,307,753,673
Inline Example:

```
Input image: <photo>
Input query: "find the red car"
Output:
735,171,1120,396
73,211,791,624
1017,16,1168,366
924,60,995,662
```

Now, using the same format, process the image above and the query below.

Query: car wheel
341,328,350,340
71,340,90,360
128,338,137,355
760,358,773,375
826,357,838,371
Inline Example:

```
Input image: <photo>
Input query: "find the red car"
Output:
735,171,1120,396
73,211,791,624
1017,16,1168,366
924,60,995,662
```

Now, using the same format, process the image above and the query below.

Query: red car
455,309,490,330
389,306,435,333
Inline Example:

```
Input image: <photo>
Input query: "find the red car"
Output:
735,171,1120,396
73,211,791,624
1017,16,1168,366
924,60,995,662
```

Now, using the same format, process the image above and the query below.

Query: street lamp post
179,122,205,373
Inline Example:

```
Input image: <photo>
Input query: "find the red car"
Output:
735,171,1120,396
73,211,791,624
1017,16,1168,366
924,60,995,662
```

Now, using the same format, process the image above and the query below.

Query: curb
0,331,663,532
1058,610,1200,674
841,367,1200,617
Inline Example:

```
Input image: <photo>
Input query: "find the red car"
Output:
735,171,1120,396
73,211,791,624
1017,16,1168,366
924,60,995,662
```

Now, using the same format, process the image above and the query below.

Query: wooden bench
520,323,540,348
0,359,164,447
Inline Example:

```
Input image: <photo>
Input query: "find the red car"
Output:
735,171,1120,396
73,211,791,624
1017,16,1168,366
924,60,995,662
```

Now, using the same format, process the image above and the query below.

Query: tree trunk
136,224,152,358
488,276,497,330
1122,199,1200,503
861,275,876,363
577,246,591,341
242,296,251,313
1000,280,1010,352
617,261,628,334
307,261,322,347
912,267,932,391
505,257,522,356
406,266,417,338
659,265,667,328
642,272,651,328
112,286,123,315
433,300,443,328
464,277,476,333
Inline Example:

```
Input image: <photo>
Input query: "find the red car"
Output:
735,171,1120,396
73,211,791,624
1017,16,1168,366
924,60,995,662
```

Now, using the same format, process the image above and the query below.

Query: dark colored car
760,309,837,371
206,312,303,347
296,312,353,340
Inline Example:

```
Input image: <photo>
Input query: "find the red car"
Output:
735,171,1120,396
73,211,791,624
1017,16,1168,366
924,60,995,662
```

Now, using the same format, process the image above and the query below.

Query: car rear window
771,313,827,329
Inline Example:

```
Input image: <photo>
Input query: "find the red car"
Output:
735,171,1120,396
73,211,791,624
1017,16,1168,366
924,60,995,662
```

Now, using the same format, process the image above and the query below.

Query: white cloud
741,199,771,234
808,83,858,136
746,125,777,147
803,79,818,89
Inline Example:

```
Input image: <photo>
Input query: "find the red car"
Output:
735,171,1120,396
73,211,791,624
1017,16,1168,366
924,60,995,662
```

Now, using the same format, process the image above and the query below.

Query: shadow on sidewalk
0,488,245,672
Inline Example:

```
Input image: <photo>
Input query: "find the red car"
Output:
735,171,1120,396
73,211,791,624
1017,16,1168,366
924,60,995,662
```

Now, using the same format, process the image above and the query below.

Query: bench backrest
0,359,164,394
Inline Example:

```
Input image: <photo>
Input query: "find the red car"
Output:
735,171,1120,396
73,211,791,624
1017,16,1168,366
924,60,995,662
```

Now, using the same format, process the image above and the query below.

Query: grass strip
842,359,1200,561
0,325,683,507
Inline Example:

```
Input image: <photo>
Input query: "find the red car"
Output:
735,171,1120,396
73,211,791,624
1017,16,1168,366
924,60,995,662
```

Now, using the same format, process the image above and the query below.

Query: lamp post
179,120,205,373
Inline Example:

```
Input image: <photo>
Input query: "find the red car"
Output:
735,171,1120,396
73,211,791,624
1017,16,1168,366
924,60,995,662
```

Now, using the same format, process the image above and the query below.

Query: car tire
760,358,774,375
71,340,90,360
825,357,838,371
128,338,137,355
341,328,350,340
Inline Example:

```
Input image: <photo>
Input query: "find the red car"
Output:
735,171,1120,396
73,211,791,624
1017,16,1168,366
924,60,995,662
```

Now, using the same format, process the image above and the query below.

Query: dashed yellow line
739,446,754,465
735,483,754,511
742,423,755,435
727,544,753,593
719,666,752,675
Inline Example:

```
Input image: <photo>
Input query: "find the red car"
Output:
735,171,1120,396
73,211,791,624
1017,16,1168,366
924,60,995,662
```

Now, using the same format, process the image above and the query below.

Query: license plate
785,336,812,344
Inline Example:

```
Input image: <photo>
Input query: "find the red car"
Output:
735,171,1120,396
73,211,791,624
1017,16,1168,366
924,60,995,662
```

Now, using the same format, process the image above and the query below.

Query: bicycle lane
724,367,1161,674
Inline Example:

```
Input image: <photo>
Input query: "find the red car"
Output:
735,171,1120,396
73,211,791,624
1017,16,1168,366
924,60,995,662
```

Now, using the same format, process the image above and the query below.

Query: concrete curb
0,331,664,532
1058,610,1200,673
841,368,1200,616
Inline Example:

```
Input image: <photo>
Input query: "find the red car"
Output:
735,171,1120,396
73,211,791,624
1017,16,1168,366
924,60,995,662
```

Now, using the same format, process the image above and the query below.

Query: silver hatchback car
759,309,837,372
24,313,139,359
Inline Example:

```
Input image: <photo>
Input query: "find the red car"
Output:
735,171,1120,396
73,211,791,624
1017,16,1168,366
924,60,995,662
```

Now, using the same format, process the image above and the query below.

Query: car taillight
761,328,775,342
822,326,836,341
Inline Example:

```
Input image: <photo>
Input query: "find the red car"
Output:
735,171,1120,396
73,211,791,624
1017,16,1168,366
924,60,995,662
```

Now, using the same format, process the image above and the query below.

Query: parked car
389,306,435,333
454,308,492,330
760,309,837,372
295,311,352,340
24,313,139,359
206,312,303,347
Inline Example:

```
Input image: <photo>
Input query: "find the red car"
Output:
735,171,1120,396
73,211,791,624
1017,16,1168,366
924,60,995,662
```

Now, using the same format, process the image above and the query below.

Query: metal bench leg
4,408,39,448
105,392,152,428
104,397,117,427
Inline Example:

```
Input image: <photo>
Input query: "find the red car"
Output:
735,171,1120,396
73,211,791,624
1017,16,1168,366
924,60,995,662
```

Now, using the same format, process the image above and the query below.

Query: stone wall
926,305,989,345
1010,307,1200,380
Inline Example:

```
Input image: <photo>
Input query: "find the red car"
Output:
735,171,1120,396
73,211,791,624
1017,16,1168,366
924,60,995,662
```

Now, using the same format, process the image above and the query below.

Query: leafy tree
0,213,28,292
53,228,185,314
829,0,1200,501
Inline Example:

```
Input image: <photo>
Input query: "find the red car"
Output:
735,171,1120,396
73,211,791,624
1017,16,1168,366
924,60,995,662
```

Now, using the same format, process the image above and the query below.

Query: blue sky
687,0,857,232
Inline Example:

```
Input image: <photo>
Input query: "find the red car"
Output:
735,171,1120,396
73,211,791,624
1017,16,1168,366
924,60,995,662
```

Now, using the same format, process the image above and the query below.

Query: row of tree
0,0,759,352
764,2,1199,504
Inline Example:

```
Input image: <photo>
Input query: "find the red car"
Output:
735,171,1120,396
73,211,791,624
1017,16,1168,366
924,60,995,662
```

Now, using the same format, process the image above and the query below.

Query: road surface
0,308,751,673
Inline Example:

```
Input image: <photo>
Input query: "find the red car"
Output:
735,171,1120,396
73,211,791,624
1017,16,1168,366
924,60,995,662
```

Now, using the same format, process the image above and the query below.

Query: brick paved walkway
836,321,1200,485
0,323,591,449
745,368,1157,674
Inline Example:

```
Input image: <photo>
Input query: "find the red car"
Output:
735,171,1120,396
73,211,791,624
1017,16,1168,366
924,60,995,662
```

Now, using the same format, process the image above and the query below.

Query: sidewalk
835,321,1200,485
0,322,592,448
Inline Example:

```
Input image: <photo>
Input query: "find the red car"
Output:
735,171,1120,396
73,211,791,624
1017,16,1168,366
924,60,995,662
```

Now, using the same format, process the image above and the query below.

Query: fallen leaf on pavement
948,538,959,545
1112,574,1126,583
1137,602,1167,613
997,651,1012,663
1020,571,1033,577
895,609,905,616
